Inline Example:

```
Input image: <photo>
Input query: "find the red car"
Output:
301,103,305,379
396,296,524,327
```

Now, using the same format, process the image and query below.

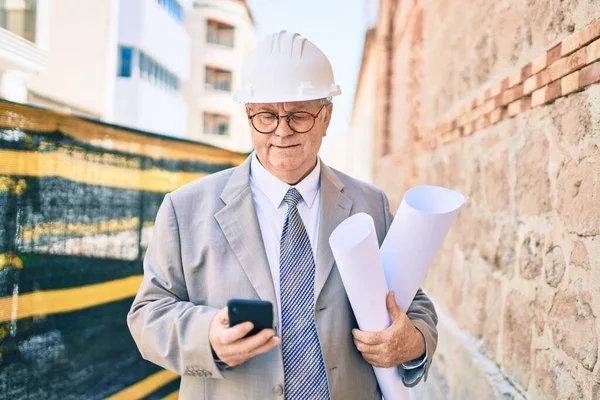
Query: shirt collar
250,152,321,209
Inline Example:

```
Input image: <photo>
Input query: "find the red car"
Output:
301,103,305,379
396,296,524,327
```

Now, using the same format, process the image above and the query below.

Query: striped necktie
279,188,330,399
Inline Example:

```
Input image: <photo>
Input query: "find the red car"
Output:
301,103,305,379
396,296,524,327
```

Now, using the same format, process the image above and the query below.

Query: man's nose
274,116,295,137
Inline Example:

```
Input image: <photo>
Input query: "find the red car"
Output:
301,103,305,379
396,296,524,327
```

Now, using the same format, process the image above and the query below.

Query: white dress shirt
249,152,321,330
249,153,426,380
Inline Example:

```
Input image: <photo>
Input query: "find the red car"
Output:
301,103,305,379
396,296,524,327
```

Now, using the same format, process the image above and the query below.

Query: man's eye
291,113,310,121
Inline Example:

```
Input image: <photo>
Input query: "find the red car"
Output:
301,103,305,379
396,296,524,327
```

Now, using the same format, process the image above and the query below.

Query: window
156,0,183,24
0,0,37,43
204,113,230,136
205,67,232,92
118,47,133,77
206,20,234,47
127,47,180,92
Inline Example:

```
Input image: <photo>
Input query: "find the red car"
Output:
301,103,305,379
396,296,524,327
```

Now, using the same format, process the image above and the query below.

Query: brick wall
363,0,600,398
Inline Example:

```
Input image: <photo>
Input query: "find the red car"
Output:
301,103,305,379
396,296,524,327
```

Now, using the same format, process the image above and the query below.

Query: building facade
26,0,192,137
114,0,192,137
184,0,254,153
0,0,48,103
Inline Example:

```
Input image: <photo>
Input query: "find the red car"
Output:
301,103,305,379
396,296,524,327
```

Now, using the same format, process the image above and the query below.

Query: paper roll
329,213,410,400
381,185,465,311
328,185,465,399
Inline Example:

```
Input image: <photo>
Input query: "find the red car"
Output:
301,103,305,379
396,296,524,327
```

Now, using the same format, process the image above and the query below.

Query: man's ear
321,103,333,135
245,104,254,130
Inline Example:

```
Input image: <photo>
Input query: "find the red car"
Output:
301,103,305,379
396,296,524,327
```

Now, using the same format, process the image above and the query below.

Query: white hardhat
234,30,341,103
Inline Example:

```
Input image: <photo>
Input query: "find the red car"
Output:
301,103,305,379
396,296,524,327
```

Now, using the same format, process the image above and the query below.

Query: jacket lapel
314,163,352,304
214,156,278,309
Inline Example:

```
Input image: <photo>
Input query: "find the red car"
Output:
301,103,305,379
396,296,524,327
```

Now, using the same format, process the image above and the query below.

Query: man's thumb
386,291,402,320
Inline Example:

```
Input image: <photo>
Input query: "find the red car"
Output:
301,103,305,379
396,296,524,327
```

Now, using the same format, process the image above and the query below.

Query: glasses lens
288,112,314,133
253,112,278,133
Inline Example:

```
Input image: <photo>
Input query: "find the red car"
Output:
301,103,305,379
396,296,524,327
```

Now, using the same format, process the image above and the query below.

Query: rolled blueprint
329,213,410,400
329,185,465,399
381,185,465,311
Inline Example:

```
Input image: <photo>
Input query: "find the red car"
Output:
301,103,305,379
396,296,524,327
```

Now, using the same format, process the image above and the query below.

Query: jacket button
273,385,284,396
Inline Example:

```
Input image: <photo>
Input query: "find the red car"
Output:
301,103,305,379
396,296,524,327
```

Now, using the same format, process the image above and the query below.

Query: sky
245,0,375,137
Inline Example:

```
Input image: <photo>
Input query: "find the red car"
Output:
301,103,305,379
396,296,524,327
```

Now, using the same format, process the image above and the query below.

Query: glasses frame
247,104,327,134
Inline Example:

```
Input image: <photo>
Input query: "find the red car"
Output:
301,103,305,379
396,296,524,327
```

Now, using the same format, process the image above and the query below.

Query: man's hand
209,307,280,368
352,291,426,368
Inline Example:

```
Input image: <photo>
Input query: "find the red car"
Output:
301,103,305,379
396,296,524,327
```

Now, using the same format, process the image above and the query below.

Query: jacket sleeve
127,193,224,379
380,190,439,387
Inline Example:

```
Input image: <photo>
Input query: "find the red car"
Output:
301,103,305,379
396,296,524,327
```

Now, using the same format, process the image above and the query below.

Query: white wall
114,78,187,137
27,0,118,117
185,0,254,152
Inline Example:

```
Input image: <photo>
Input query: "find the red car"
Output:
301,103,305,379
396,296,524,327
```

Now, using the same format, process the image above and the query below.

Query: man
127,30,437,399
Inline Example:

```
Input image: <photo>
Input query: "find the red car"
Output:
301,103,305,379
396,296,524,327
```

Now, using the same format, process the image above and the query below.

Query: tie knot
283,188,302,207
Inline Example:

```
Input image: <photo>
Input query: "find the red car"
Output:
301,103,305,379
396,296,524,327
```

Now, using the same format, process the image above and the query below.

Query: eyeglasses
247,104,327,134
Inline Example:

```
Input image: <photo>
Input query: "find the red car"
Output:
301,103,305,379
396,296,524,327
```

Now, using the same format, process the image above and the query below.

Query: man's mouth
272,144,300,148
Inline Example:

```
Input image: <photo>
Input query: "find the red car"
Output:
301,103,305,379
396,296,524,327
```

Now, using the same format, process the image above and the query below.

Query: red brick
547,43,562,65
510,68,524,87
489,81,502,97
476,91,487,107
467,109,477,123
502,88,513,106
472,105,483,121
561,70,580,95
483,98,495,114
524,69,551,95
524,75,537,95
481,113,491,129
508,100,522,117
489,108,503,124
550,57,568,81
546,80,562,102
581,19,600,46
522,63,533,80
494,94,503,108
513,83,524,101
531,53,548,75
522,95,532,112
443,128,461,143
457,112,469,127
561,29,584,57
579,61,600,87
463,122,475,136
587,38,600,64
434,123,446,136
502,84,524,105
539,69,551,87
531,86,547,108
475,116,486,131
567,47,587,72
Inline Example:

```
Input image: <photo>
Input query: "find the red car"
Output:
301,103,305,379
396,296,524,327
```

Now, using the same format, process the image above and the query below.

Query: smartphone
227,299,274,337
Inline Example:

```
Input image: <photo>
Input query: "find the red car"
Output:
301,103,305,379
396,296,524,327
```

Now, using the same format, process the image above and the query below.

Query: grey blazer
127,156,438,399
